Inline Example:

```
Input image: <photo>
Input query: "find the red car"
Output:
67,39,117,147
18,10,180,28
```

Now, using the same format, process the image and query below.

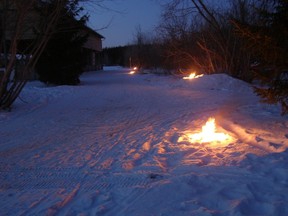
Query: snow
1,67,288,215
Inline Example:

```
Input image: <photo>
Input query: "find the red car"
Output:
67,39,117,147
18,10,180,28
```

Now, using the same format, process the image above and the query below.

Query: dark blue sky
83,0,228,48
83,0,167,48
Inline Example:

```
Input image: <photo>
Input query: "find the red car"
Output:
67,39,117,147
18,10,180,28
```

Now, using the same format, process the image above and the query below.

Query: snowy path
1,68,288,215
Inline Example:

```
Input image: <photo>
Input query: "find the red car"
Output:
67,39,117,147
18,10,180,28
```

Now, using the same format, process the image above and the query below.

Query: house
82,26,104,71
0,1,104,78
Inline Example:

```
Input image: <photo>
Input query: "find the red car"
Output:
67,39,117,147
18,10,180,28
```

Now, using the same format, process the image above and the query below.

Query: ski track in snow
0,68,288,215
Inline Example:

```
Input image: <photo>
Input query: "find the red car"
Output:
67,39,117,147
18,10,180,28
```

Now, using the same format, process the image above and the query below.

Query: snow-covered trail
1,68,288,215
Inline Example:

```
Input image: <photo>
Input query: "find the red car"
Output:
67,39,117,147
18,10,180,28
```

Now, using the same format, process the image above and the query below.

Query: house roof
83,25,105,39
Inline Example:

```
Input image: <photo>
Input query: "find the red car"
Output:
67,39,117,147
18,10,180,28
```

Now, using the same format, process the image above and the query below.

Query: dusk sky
83,0,168,48
82,0,229,48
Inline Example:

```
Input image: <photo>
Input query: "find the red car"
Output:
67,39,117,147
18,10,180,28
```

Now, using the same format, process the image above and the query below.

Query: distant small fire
183,72,204,80
189,118,233,146
129,67,138,75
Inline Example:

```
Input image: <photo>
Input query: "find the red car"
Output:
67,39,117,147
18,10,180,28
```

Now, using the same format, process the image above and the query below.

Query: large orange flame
189,118,232,145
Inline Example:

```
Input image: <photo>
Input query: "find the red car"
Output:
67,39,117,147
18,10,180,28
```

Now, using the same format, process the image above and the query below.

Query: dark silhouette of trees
157,0,255,79
36,0,88,85
232,0,288,114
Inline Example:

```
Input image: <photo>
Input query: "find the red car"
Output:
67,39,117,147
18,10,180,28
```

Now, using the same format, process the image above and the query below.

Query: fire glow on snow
183,72,204,80
187,118,235,147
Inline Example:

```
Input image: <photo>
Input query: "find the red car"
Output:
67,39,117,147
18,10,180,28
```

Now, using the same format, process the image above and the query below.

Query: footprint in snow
255,136,264,142
148,173,163,180
269,142,283,150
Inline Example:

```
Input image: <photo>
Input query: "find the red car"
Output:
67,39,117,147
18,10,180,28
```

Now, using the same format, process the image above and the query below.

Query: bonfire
189,118,234,147
183,72,204,80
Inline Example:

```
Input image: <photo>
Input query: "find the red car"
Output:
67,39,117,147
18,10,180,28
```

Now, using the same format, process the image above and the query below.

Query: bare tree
190,0,256,79
157,0,257,80
156,0,200,70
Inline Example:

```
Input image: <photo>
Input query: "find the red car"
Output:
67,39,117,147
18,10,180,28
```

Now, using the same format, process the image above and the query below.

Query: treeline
102,44,166,69
104,0,288,114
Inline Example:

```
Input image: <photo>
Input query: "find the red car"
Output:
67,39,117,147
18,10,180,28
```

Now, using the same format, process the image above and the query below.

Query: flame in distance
183,72,204,80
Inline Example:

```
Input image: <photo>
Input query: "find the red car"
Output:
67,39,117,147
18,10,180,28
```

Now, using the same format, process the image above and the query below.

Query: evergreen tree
233,0,288,114
36,0,88,85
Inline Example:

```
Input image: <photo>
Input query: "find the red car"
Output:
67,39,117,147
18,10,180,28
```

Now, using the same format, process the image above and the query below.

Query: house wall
83,34,102,52
82,32,104,71
83,48,103,71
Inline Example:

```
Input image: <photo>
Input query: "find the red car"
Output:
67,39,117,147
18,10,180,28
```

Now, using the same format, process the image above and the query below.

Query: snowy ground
1,67,288,215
